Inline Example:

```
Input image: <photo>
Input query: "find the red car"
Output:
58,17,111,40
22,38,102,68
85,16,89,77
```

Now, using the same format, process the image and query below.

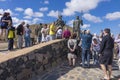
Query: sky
0,0,120,36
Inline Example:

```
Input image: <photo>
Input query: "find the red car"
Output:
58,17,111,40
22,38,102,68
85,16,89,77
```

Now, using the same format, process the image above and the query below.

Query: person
56,26,63,39
99,30,104,42
35,23,42,44
24,24,31,47
114,34,120,70
46,24,50,42
49,22,56,41
7,22,15,51
0,12,10,41
16,21,25,49
81,30,92,68
62,27,71,39
99,28,114,80
73,16,83,40
91,38,100,65
67,33,77,66
41,24,48,42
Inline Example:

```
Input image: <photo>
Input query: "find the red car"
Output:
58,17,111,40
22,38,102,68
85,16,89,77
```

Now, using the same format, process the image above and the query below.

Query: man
99,28,114,80
35,23,42,43
73,16,83,40
81,30,92,68
17,21,25,49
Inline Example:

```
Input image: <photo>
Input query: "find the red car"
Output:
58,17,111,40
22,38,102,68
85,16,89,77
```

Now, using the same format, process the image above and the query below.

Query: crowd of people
0,12,120,80
67,29,120,80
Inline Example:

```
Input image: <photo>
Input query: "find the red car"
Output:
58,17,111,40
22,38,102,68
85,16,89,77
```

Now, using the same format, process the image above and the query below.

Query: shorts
1,25,8,29
68,53,77,59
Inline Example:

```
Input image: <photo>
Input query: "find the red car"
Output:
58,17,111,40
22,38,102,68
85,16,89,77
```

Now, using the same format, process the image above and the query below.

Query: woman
67,33,77,66
115,34,120,70
99,28,114,80
41,24,48,42
0,12,10,41
24,24,31,47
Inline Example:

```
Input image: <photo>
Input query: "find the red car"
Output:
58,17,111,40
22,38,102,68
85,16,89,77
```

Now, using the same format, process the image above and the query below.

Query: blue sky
0,0,120,36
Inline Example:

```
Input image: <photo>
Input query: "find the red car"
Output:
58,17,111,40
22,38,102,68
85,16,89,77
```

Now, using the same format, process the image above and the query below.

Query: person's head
103,28,111,36
83,30,87,34
44,24,47,28
86,29,90,34
7,12,10,16
3,12,8,17
21,21,25,25
71,33,77,39
40,23,42,26
93,38,98,44
26,24,30,28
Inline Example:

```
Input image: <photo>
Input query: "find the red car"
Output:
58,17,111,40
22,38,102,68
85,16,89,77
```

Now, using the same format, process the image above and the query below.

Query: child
91,38,100,65
7,22,15,51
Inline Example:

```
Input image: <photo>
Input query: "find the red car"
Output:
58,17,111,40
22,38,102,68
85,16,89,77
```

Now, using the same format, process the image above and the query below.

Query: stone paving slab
33,60,120,80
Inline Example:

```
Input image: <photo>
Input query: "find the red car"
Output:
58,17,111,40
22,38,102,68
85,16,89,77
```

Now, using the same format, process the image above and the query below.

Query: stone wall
0,40,68,80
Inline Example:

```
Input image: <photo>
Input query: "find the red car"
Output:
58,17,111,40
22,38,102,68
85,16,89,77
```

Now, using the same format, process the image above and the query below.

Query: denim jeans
82,48,90,67
24,36,31,47
92,51,99,65
8,38,14,50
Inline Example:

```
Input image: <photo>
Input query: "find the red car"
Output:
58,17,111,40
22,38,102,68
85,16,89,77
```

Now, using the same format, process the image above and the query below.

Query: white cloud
62,0,104,16
83,13,102,23
44,0,49,4
24,8,33,16
0,0,6,1
39,7,48,12
81,24,90,28
47,10,59,18
12,17,20,24
67,19,74,27
15,7,24,12
24,8,44,18
23,16,32,19
32,18,42,24
0,8,4,14
105,11,120,20
34,12,44,17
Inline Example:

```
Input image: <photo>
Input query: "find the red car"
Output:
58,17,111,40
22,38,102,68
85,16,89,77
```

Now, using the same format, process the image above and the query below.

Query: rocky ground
32,60,120,80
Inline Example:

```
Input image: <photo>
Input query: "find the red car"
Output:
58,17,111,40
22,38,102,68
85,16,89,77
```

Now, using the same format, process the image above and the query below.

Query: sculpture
73,16,83,40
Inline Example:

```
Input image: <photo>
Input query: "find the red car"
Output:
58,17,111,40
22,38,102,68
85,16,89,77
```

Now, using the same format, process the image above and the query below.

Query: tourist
24,24,31,47
67,33,77,66
62,27,71,39
99,28,114,80
46,24,50,42
114,34,120,70
91,38,100,65
41,24,48,42
49,22,56,41
35,23,42,44
16,21,25,49
0,12,10,41
56,26,63,39
81,30,92,68
7,21,15,51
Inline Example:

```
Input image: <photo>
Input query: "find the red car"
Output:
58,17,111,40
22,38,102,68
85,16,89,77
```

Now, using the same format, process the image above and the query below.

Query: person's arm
73,40,77,51
67,40,71,50
99,37,106,54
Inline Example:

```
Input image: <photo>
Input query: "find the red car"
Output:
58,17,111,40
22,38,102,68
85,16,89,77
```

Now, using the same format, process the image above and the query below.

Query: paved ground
32,60,120,80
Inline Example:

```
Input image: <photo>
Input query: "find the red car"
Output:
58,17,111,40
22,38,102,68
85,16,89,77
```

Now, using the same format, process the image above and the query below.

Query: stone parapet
0,39,68,80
